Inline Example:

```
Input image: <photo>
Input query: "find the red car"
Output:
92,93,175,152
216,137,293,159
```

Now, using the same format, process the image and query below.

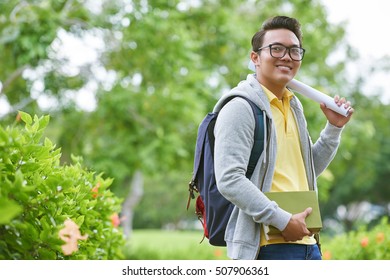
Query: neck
270,88,285,100
258,78,286,99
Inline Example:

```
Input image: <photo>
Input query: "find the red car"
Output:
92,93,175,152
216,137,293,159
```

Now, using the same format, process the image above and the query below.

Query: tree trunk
121,170,144,239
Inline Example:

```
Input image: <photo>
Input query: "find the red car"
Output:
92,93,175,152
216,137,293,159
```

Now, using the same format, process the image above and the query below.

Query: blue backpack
187,96,265,246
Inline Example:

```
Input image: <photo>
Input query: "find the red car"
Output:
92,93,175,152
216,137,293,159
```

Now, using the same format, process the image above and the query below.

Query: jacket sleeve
312,122,344,176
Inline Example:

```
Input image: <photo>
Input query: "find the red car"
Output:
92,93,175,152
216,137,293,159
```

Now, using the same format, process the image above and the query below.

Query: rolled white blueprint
287,79,351,117
247,60,351,117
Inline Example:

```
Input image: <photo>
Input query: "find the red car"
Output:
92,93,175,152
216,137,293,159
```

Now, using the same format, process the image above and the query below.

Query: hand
281,207,312,242
320,95,354,128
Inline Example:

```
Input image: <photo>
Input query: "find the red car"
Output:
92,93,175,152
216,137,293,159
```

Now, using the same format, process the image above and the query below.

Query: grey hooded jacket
213,74,343,260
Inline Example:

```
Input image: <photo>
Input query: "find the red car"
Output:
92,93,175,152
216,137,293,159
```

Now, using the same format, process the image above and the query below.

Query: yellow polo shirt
260,85,316,246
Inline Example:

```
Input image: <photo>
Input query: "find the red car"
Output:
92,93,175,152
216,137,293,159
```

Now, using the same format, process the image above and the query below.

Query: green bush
0,112,125,260
322,217,390,260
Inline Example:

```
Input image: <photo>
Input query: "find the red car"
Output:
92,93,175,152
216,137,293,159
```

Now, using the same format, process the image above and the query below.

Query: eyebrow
269,42,300,47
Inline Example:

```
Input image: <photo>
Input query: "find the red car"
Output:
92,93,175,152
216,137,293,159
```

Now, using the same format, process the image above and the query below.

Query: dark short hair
251,16,303,51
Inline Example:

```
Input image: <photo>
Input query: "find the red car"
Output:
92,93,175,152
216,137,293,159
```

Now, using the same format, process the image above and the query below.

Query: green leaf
75,215,85,226
39,228,50,241
18,111,32,125
0,126,8,144
44,137,53,148
37,248,57,260
38,115,50,131
14,169,24,188
0,198,23,224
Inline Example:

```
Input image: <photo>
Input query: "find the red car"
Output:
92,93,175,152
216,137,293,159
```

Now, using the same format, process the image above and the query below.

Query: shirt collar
261,85,294,104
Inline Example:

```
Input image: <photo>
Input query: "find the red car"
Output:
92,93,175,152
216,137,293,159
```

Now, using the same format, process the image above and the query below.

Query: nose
280,50,292,61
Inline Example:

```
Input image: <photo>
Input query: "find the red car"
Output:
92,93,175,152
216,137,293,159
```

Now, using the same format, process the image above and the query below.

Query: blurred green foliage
124,229,228,260
322,217,390,260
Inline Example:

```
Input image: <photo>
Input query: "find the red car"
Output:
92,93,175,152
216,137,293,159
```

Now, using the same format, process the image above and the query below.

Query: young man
213,16,354,260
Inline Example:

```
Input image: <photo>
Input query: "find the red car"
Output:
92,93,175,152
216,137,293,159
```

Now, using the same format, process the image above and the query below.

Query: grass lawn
123,229,228,260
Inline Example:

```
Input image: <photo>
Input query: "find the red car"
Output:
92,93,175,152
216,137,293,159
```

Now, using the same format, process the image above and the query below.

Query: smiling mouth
276,65,292,70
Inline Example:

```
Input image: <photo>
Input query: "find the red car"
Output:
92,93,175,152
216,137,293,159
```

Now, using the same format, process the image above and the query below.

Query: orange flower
91,182,101,198
376,232,385,244
214,249,223,258
16,112,22,122
110,213,121,228
323,250,332,260
360,237,369,248
58,219,88,256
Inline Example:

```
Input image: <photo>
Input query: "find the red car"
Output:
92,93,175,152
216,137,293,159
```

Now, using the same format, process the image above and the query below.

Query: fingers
342,100,351,110
334,95,345,106
334,95,352,109
301,208,312,235
281,209,313,241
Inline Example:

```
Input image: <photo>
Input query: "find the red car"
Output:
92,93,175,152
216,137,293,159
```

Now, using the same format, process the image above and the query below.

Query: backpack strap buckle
187,179,198,210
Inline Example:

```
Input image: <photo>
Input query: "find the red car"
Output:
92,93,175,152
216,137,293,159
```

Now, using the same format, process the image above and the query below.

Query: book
263,191,322,240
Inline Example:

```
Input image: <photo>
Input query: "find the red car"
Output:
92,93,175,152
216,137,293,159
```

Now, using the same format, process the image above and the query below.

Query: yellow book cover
263,191,322,239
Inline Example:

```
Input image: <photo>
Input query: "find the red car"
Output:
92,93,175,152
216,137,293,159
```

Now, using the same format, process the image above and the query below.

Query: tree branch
121,170,144,239
0,65,29,96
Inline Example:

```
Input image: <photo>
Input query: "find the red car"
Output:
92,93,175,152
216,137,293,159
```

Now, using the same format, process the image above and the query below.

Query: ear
250,51,260,67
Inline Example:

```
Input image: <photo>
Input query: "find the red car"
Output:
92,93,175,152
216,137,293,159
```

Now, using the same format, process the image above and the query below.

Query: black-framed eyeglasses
258,43,305,61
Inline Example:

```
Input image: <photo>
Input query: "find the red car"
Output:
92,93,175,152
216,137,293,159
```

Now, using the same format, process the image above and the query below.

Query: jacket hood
213,74,272,117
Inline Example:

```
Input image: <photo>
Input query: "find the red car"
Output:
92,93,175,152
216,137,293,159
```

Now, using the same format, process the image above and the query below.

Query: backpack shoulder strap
241,97,265,178
210,96,265,178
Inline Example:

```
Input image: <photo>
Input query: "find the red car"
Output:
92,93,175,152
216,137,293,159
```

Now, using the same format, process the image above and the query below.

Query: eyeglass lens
270,44,304,61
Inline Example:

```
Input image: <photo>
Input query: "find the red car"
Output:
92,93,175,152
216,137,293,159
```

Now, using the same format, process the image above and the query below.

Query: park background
1,0,390,260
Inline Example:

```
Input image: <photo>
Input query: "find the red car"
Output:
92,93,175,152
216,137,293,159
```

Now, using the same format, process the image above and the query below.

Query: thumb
320,103,327,111
304,207,312,217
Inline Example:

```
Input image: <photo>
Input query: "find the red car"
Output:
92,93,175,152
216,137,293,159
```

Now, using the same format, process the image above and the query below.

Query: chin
277,75,294,85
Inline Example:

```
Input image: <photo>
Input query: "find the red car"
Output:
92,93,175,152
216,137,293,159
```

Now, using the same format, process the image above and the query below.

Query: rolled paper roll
287,79,351,117
247,60,351,116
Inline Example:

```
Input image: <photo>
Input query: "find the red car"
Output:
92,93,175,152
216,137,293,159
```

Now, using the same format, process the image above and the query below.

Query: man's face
252,29,302,91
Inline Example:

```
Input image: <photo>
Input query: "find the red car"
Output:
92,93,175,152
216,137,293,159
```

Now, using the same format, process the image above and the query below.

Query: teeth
278,66,291,70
